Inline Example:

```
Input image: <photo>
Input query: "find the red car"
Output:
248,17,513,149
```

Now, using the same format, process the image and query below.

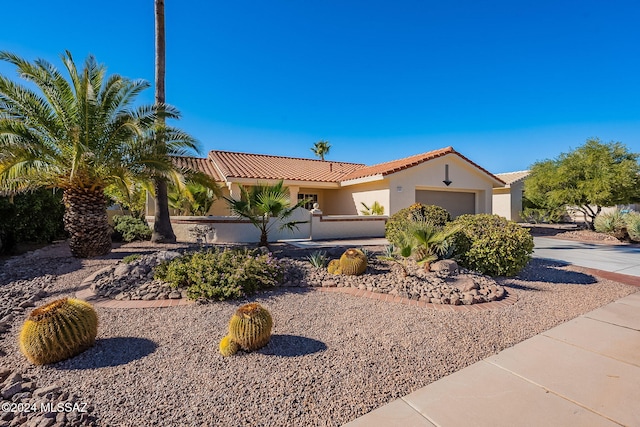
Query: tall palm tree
0,51,198,257
151,0,176,242
311,140,331,161
225,180,309,247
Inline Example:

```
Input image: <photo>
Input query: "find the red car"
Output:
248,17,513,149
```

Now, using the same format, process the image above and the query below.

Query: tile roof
173,156,224,181
340,146,505,184
208,150,365,182
495,170,529,185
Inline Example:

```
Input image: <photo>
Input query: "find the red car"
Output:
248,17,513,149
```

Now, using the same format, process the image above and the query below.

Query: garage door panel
415,190,475,218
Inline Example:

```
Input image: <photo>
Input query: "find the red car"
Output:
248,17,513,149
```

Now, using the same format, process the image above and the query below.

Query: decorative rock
168,292,181,299
431,259,459,276
33,385,61,398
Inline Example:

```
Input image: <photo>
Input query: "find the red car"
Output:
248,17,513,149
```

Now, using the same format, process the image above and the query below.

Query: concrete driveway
533,236,640,277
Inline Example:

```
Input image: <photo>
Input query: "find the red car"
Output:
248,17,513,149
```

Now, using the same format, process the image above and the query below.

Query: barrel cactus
327,259,342,275
219,335,240,357
19,298,98,365
339,249,367,275
228,303,273,351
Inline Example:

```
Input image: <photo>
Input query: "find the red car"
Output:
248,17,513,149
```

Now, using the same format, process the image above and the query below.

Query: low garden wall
146,212,387,243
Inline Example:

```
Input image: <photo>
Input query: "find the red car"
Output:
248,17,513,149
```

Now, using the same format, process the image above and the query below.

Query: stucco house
492,171,529,222
156,146,505,219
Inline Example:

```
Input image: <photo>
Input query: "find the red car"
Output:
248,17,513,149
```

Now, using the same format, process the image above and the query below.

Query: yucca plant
0,51,199,257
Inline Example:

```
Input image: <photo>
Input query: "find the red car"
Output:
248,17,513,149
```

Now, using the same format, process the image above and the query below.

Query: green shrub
0,189,66,254
122,254,142,264
594,209,627,240
624,211,640,242
385,203,451,248
448,214,534,276
154,248,284,301
113,215,152,242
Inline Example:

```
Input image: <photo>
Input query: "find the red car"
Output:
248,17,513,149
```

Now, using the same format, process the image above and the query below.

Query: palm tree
311,140,331,161
225,180,309,247
151,0,175,242
0,51,198,257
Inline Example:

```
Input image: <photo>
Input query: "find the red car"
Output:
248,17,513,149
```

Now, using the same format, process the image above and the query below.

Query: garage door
415,190,475,218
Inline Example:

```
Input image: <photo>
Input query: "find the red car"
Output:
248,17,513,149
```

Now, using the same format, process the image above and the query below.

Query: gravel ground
1,240,638,426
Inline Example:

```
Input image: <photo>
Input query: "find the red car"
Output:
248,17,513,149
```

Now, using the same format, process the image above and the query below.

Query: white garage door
415,190,475,218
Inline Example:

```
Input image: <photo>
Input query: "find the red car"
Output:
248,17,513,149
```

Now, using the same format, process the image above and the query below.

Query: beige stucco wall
492,187,512,220
321,181,390,215
385,154,496,215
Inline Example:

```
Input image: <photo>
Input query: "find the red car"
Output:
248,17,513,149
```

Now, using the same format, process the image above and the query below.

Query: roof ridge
363,146,454,168
209,149,366,167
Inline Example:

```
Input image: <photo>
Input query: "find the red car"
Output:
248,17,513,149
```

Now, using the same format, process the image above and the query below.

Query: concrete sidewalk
344,238,640,427
345,292,640,427
533,237,640,277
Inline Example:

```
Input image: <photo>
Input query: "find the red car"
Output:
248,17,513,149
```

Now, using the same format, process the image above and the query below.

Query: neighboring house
149,146,505,218
492,171,529,222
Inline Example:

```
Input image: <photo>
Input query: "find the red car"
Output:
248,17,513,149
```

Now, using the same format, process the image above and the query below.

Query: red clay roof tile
208,150,365,182
172,156,224,181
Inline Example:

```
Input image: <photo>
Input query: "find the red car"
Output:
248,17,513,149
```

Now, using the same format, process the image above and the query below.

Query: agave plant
0,51,198,257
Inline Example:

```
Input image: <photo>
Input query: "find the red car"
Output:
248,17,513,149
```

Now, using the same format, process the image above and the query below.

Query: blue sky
1,0,639,173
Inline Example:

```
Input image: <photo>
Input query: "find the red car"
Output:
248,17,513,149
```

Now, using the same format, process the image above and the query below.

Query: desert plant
306,250,328,268
19,298,98,365
594,209,628,240
122,254,142,264
0,51,198,257
385,203,451,248
410,220,461,271
154,248,284,301
449,214,534,277
327,259,341,274
113,215,152,242
228,303,273,351
360,201,384,215
624,211,640,242
339,248,368,275
219,335,240,357
225,180,310,246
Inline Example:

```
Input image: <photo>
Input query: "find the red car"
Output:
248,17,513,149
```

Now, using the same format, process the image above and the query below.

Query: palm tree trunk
151,0,176,243
63,188,112,258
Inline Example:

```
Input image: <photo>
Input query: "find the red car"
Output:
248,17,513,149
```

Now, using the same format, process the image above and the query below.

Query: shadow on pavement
259,334,327,357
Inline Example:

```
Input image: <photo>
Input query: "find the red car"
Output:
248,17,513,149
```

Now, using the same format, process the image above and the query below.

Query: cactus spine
219,335,240,357
228,303,272,351
339,249,368,275
19,298,98,365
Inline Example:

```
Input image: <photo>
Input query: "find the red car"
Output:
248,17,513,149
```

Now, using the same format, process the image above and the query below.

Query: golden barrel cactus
219,335,240,357
327,259,342,275
339,249,368,275
19,298,98,365
228,303,273,351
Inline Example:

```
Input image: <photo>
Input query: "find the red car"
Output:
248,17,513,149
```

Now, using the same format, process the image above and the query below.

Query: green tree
311,140,331,160
524,138,640,229
225,180,309,246
0,51,198,257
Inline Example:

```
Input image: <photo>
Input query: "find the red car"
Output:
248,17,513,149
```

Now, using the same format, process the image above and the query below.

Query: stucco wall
492,187,512,220
322,181,390,215
386,154,495,215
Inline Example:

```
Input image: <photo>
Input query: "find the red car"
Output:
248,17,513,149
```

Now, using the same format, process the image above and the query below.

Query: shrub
122,254,142,264
154,248,284,300
385,203,451,247
0,189,66,254
448,214,534,276
113,215,152,242
594,209,627,240
624,211,640,242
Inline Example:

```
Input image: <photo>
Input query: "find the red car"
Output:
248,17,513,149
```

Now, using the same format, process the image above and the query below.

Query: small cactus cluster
219,303,272,357
326,249,368,275
19,298,98,365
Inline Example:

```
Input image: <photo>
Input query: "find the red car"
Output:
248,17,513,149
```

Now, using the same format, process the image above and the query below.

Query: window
298,193,318,210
